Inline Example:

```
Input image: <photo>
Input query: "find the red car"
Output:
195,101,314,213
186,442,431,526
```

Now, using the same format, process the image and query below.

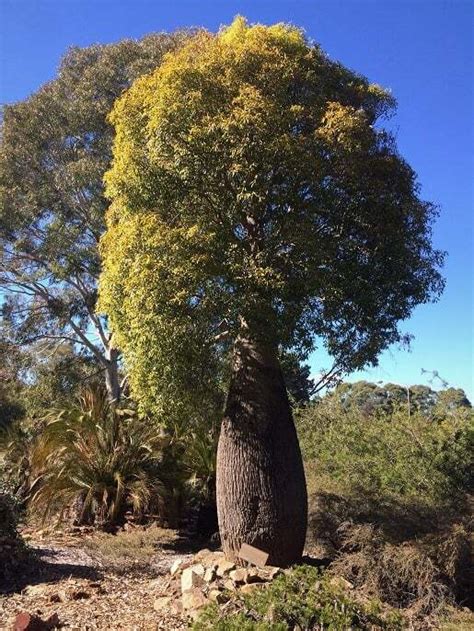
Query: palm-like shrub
0,420,36,503
29,386,169,528
182,426,218,502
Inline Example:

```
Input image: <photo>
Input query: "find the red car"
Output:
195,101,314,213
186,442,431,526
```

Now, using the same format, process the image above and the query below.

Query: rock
223,579,236,591
216,559,236,577
181,566,204,593
170,599,184,615
153,596,172,611
190,563,205,576
229,568,248,584
70,589,91,600
170,558,185,575
12,612,59,631
49,591,66,603
266,566,283,580
240,582,266,594
194,548,212,560
197,550,224,569
181,588,208,611
12,613,41,631
246,568,267,584
208,589,229,604
203,567,216,583
23,585,47,597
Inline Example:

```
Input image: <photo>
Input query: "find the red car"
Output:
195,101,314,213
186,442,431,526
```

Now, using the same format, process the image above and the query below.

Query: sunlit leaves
100,17,444,416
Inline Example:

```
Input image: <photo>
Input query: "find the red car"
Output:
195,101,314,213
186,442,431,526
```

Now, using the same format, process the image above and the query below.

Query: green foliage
280,350,315,405
179,424,219,503
0,491,31,589
100,16,443,418
22,344,99,418
297,396,473,506
28,386,172,528
193,565,405,630
297,393,473,619
0,334,98,425
0,420,36,503
0,337,26,427
1,30,194,397
326,380,471,418
0,490,21,540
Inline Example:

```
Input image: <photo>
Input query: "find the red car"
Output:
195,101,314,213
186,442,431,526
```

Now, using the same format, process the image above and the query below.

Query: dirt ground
0,531,191,630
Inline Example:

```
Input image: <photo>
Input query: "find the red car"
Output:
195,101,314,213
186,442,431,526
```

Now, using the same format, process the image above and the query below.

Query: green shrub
296,397,473,621
297,400,473,507
0,420,37,506
193,565,405,630
28,386,173,528
0,490,31,589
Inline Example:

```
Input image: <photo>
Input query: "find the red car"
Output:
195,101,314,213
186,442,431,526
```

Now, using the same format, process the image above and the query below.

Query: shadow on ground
1,546,103,595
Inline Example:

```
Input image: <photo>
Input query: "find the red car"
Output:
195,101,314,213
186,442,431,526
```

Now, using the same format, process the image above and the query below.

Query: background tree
99,17,444,564
280,351,315,405
328,380,471,417
0,30,193,401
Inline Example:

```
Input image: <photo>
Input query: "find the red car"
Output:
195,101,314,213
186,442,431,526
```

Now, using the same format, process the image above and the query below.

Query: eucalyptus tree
0,30,193,400
99,18,444,564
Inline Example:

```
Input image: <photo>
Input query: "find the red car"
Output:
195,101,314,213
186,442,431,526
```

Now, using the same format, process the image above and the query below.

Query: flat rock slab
238,543,269,567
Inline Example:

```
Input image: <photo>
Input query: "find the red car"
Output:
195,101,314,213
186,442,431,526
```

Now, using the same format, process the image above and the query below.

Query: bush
193,565,405,630
28,386,174,529
296,398,473,620
0,490,30,589
297,400,473,507
0,420,37,506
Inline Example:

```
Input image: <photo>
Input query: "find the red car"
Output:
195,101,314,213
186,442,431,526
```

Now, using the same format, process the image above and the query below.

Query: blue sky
1,0,472,398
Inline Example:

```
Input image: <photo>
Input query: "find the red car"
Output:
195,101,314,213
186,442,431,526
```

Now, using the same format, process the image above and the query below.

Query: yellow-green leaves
100,17,443,418
316,102,374,153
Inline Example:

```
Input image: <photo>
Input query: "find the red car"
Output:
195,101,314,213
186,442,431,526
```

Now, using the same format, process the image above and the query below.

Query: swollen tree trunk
216,333,308,567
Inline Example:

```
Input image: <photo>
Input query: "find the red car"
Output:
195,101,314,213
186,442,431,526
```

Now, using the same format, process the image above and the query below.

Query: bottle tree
99,18,444,565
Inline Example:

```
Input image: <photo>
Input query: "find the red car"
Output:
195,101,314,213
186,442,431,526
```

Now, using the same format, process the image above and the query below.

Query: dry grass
83,525,178,575
307,489,473,626
440,607,474,631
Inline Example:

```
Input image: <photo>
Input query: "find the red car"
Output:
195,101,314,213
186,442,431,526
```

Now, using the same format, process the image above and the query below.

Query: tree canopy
326,380,471,417
100,17,444,417
0,31,193,400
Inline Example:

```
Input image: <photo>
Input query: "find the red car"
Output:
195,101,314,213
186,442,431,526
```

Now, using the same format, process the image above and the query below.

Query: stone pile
154,548,283,620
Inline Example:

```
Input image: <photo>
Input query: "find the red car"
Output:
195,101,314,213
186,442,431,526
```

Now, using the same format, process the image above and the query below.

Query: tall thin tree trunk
104,347,121,403
216,332,307,567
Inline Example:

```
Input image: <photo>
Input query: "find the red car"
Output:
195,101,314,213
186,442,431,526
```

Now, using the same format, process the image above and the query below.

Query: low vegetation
1,381,472,629
297,398,473,623
192,565,405,630
83,525,178,575
0,491,31,589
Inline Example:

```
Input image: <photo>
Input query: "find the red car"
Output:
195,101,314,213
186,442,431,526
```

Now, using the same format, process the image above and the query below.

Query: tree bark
216,332,308,567
104,347,121,403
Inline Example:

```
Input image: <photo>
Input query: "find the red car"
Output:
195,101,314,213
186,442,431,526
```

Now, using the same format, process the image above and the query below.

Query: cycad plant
29,386,170,528
0,420,36,504
182,425,218,504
